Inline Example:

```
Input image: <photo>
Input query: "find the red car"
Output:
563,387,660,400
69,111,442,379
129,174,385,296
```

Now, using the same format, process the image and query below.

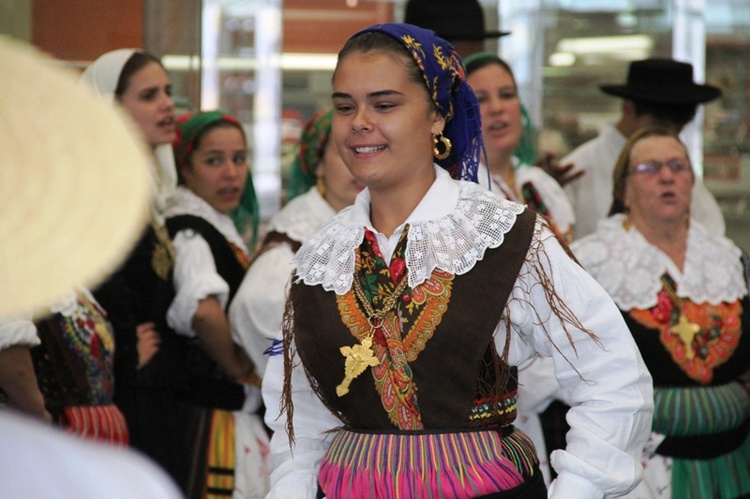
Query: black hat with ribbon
404,0,510,41
600,58,721,105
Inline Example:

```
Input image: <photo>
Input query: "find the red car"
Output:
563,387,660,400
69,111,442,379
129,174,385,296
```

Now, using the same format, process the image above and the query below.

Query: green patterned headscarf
173,110,260,250
516,103,539,166
286,107,333,201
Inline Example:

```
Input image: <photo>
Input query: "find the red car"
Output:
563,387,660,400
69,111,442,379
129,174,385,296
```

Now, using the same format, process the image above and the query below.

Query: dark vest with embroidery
167,215,246,305
292,209,535,430
166,214,247,410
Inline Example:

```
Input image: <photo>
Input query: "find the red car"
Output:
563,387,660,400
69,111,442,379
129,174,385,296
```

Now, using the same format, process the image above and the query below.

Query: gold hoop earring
432,134,452,160
316,176,326,198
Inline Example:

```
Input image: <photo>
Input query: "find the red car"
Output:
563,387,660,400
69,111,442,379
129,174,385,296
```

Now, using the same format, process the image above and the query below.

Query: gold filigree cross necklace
335,273,409,397
660,275,701,360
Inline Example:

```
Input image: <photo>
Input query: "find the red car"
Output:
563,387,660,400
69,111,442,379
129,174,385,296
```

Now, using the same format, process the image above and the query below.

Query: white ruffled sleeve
229,245,296,376
262,338,341,498
504,222,654,499
167,230,230,337
0,318,40,351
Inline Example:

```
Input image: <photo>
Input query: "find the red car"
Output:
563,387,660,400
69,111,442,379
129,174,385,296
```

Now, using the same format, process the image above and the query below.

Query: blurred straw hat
0,36,152,318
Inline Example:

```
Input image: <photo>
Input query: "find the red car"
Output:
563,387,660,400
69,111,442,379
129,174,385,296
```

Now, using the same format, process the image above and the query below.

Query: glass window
703,0,750,251
147,0,283,220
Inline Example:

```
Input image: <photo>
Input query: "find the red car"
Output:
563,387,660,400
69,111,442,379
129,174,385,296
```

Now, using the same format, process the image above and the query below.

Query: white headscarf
80,49,178,218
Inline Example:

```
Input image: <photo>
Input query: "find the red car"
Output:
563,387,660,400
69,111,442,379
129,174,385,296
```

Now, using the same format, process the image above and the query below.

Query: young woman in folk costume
465,52,575,241
81,49,188,484
166,110,268,498
262,23,653,499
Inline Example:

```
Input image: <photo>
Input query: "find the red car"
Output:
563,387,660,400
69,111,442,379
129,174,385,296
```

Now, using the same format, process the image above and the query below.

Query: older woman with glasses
571,126,750,498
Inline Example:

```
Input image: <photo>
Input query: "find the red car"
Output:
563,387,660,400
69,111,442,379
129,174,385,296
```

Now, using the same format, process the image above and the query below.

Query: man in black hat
404,0,509,57
562,58,724,238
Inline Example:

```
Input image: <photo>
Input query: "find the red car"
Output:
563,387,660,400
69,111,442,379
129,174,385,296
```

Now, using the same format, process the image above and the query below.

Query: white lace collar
267,188,336,244
293,167,525,295
570,214,746,310
165,186,248,256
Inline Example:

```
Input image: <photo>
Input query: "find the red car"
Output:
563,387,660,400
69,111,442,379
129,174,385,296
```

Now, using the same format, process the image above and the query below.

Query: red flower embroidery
389,257,406,284
364,230,383,259
89,334,101,358
652,290,674,322
373,328,387,347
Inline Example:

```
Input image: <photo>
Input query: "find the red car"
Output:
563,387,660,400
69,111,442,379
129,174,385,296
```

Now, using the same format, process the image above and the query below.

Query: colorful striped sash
653,381,750,436
62,404,129,445
319,426,539,499
205,409,236,498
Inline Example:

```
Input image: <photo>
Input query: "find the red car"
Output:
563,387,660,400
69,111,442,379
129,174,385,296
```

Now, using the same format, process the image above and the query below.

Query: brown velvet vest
292,208,535,430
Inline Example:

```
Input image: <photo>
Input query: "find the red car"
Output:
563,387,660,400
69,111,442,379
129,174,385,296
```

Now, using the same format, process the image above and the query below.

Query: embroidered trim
571,214,746,309
469,389,518,426
294,181,524,295
630,287,742,384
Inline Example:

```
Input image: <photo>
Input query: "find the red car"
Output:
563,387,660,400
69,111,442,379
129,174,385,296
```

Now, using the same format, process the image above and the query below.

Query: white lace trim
571,214,746,310
293,181,525,295
267,188,336,244
165,186,248,256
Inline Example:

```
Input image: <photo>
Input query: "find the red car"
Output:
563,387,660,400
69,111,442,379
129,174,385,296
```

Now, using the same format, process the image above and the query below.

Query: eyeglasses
629,159,691,175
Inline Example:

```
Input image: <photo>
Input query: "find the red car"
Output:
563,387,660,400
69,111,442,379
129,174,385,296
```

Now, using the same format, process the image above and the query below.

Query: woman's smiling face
331,50,444,193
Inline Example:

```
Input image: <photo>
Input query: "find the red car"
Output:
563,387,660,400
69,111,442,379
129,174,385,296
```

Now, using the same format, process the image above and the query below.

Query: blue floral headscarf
348,23,483,182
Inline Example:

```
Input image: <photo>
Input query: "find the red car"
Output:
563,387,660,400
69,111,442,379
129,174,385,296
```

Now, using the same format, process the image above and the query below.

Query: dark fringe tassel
491,318,514,420
280,276,297,447
510,217,603,383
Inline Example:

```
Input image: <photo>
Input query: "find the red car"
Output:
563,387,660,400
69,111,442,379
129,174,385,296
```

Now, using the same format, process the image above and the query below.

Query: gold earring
316,176,326,198
432,134,452,160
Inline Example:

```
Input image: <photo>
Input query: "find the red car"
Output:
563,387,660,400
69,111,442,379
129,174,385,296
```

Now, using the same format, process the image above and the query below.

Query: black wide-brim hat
600,58,721,105
404,0,510,40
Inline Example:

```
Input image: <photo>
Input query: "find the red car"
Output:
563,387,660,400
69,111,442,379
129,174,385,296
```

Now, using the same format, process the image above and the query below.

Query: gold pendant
671,313,700,360
336,336,380,397
151,244,171,281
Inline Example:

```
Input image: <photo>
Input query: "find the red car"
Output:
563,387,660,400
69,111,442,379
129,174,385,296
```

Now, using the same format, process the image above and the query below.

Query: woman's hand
136,322,161,369
535,151,584,187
